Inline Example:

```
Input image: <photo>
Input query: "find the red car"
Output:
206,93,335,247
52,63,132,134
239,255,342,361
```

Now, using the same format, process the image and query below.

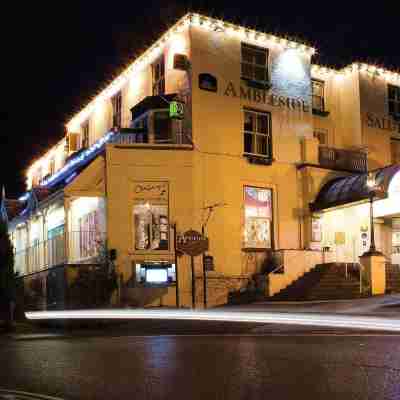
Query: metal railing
319,146,367,172
14,231,106,275
110,128,190,146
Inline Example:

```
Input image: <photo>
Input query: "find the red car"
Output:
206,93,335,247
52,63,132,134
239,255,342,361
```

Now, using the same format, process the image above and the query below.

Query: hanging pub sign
169,101,185,120
199,73,218,92
176,229,209,256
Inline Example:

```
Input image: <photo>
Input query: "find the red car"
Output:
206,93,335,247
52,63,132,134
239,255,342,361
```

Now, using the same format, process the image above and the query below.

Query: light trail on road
25,309,400,332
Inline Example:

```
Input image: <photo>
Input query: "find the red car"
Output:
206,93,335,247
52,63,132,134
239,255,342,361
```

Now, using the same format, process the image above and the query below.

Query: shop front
311,165,400,265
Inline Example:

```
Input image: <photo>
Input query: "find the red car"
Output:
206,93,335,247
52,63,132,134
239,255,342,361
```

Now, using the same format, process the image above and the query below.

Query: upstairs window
152,56,165,95
312,79,325,112
243,109,272,158
313,129,328,146
112,91,122,128
241,43,268,84
49,157,56,176
388,84,400,118
81,120,90,148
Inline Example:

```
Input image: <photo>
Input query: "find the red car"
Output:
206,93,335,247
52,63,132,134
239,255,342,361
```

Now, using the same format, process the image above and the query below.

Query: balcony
319,146,367,173
15,231,106,275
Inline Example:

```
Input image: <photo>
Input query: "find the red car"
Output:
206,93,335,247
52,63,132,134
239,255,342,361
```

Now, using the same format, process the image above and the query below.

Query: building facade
4,13,400,309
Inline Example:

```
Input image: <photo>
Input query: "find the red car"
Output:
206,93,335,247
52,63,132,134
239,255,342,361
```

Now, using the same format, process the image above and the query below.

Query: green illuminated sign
169,101,185,120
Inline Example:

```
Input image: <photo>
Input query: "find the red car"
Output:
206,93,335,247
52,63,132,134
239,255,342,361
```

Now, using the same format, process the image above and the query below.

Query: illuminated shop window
312,79,325,112
389,84,400,118
243,109,271,158
243,186,272,249
112,91,122,128
135,263,176,285
152,55,165,95
78,210,100,259
241,43,269,83
133,182,169,251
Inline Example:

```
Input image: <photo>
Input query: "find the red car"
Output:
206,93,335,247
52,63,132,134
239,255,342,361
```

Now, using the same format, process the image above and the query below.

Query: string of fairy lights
25,12,400,187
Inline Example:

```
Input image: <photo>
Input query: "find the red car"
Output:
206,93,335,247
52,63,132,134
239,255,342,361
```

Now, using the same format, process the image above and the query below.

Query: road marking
0,389,64,400
25,309,400,333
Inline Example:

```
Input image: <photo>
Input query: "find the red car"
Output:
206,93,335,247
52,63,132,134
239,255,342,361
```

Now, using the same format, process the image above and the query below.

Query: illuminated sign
223,82,310,112
169,101,185,120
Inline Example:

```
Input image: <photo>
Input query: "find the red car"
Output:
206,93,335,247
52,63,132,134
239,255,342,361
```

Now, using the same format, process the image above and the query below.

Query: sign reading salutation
177,229,209,257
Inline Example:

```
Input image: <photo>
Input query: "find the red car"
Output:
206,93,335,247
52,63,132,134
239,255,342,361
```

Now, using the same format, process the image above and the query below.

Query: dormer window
388,84,400,119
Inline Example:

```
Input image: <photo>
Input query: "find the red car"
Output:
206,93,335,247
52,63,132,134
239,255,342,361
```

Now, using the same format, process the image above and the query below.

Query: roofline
65,12,315,132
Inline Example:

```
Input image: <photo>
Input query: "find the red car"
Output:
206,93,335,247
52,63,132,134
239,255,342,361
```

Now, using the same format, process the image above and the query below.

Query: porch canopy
311,164,400,213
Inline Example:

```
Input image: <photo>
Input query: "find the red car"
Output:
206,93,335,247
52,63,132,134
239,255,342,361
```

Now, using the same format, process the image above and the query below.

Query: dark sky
1,2,398,198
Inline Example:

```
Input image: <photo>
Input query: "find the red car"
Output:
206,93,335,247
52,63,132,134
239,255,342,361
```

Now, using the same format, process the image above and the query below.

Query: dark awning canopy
130,93,177,121
311,164,400,212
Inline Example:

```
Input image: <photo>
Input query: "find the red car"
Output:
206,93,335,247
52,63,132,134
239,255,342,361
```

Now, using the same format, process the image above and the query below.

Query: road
1,319,400,399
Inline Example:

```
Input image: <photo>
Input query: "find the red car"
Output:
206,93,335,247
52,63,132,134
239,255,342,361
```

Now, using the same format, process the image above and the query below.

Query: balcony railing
14,231,106,275
319,146,367,172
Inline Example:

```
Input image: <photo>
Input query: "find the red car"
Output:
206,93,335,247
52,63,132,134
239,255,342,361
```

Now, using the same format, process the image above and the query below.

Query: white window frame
243,109,272,158
388,84,400,118
312,79,325,112
241,43,269,83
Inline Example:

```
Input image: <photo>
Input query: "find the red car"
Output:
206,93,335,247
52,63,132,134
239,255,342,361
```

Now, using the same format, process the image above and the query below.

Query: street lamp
365,172,381,255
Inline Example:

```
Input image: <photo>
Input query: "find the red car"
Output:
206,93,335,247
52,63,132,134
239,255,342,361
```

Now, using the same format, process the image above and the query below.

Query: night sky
1,2,398,198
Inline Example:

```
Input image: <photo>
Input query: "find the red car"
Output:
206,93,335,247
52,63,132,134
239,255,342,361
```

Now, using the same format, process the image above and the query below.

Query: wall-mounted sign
169,101,185,120
177,230,209,257
366,112,400,135
223,82,310,112
199,73,218,92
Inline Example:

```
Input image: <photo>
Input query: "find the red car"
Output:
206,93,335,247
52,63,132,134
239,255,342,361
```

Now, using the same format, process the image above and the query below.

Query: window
132,114,149,143
313,129,328,146
152,56,165,95
135,262,176,285
112,92,122,128
49,158,56,176
243,186,273,249
81,120,90,148
312,79,325,112
154,111,173,143
133,182,169,251
388,84,400,118
392,139,400,164
78,210,100,259
243,109,272,158
241,43,268,83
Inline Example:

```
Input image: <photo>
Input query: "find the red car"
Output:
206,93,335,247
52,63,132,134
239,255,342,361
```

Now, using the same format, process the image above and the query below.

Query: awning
310,164,400,212
130,93,177,120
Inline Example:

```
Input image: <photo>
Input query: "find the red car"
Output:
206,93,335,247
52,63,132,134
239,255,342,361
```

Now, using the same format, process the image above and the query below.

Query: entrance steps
386,263,400,293
268,263,362,301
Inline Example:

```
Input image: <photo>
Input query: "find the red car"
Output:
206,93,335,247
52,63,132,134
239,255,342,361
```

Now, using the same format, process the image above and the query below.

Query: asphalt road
1,320,400,400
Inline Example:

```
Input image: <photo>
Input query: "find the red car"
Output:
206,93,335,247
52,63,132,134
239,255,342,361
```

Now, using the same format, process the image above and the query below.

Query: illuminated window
112,91,122,128
243,109,272,158
49,158,56,176
81,120,90,149
313,129,328,146
78,210,100,259
243,186,273,249
135,263,176,285
133,182,169,251
312,79,325,112
241,43,268,83
388,84,400,118
152,56,165,95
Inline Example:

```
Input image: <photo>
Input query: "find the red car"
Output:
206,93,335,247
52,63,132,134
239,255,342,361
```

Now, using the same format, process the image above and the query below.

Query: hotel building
3,13,400,308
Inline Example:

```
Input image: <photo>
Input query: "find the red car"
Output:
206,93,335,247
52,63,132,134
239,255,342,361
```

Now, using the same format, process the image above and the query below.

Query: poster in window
243,186,272,249
133,182,169,251
78,210,99,258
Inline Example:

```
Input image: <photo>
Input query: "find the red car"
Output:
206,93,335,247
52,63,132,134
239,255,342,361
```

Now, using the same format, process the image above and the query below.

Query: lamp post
365,172,380,255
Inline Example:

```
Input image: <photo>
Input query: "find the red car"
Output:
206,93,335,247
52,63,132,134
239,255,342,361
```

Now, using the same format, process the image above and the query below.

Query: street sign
169,101,185,120
177,229,208,257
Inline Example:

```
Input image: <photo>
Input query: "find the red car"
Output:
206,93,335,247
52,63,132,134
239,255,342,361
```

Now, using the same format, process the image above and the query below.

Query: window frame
242,185,274,251
312,79,326,112
112,91,123,128
81,120,90,149
313,129,328,146
152,55,166,96
243,108,272,159
241,42,269,84
388,84,400,118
